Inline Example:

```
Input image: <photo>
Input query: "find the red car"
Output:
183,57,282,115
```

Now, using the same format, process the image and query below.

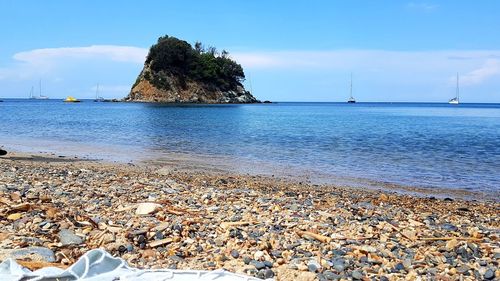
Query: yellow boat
64,96,81,103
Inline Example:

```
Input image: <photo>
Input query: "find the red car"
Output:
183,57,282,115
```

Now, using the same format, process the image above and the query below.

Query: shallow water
1,99,499,193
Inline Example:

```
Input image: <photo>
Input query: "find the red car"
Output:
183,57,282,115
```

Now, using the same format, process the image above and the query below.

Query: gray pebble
58,229,84,246
264,269,274,279
456,265,470,274
484,269,495,280
351,270,364,280
169,255,184,263
155,231,164,240
441,223,459,232
308,263,318,273
323,270,339,280
243,256,251,265
332,259,345,272
394,262,405,271
251,260,266,270
230,249,239,259
126,244,134,252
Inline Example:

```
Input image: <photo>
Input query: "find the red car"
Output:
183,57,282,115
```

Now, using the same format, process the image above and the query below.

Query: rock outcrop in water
126,35,259,103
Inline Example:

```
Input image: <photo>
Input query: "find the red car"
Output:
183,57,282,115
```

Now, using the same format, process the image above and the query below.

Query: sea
1,99,499,194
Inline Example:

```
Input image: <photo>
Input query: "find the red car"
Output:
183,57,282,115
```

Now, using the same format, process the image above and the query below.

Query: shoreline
2,147,498,203
0,151,499,280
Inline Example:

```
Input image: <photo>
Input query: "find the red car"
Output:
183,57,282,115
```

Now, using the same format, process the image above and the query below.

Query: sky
1,0,500,102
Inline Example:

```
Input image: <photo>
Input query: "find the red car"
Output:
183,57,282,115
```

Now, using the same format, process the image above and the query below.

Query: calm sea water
1,99,499,192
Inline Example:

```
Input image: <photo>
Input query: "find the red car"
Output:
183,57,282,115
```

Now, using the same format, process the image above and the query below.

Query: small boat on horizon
29,80,49,100
64,96,81,103
94,83,104,102
347,73,356,103
449,73,460,105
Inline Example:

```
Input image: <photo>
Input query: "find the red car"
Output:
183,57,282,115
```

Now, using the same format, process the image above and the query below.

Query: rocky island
126,36,259,103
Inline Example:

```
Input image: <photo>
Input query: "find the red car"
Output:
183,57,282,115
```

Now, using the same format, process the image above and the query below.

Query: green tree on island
144,35,245,92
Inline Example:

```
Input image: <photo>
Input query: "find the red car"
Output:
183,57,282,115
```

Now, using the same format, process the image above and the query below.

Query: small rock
137,235,146,243
170,255,184,263
323,270,338,280
483,269,495,280
58,229,84,246
308,263,318,273
254,250,264,260
352,270,364,280
155,231,164,240
332,258,345,272
264,260,273,268
142,249,156,259
264,269,274,278
126,244,134,252
360,245,377,253
394,262,405,272
214,238,224,247
251,260,266,270
446,239,459,251
243,256,251,265
230,249,239,258
0,247,55,262
456,265,470,274
7,213,22,221
441,223,459,232
135,202,162,215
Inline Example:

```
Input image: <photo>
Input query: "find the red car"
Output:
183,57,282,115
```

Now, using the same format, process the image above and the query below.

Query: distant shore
0,151,498,280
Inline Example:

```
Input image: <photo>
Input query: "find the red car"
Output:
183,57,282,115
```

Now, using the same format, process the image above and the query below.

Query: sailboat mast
350,73,353,99
456,73,459,102
96,83,99,99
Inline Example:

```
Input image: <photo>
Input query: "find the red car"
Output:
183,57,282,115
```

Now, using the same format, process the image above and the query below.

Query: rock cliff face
125,36,259,104
126,68,258,103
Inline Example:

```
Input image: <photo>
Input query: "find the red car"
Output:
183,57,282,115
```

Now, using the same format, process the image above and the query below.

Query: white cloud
13,45,148,64
460,59,500,86
233,50,500,86
0,45,147,81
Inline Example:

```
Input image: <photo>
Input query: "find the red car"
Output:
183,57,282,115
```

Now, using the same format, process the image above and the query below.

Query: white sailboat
94,83,104,102
449,73,459,105
347,73,356,103
29,86,35,99
32,80,49,99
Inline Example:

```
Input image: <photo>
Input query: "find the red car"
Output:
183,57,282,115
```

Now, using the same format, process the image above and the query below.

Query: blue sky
1,0,500,102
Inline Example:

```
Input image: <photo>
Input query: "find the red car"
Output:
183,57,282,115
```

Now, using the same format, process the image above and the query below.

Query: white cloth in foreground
0,249,268,281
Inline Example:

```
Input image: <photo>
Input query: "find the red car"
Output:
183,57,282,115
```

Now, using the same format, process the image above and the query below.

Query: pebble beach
0,152,499,280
